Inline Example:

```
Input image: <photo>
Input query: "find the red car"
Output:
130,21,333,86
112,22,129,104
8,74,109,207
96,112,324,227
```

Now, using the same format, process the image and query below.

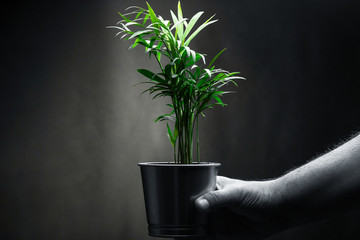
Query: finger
195,188,233,212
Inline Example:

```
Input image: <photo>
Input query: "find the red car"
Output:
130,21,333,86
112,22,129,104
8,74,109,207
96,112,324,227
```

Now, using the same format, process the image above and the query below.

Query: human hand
195,176,288,240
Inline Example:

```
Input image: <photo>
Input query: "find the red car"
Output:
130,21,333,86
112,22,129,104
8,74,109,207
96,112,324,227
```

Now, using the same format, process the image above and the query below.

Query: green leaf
147,36,156,48
177,1,184,41
184,52,203,68
182,11,204,42
198,53,206,64
143,13,150,25
153,42,164,62
170,18,188,31
131,35,150,49
123,21,145,28
204,68,212,78
118,11,132,22
135,10,143,20
212,93,226,106
184,15,218,46
137,69,165,83
184,46,191,57
155,114,174,122
208,48,226,68
128,29,153,39
173,124,179,139
170,10,179,41
167,123,176,147
146,2,158,23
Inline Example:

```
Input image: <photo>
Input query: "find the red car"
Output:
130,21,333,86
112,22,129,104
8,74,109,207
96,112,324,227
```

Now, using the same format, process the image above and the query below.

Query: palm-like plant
109,1,244,164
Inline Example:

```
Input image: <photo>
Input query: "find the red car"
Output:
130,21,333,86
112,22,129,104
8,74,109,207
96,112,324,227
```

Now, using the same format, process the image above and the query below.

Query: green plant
109,1,244,164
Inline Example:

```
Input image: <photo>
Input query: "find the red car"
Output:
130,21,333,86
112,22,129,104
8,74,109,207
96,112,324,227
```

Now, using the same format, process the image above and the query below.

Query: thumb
195,188,233,212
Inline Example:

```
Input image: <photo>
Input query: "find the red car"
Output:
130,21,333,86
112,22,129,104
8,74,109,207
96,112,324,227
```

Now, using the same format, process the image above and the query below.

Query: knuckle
206,191,222,207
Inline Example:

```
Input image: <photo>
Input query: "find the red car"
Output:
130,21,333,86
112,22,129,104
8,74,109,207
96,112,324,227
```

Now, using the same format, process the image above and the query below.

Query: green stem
197,116,200,163
152,52,164,72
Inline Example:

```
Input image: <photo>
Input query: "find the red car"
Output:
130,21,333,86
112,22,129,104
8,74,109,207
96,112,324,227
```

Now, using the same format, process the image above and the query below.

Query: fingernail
197,198,210,210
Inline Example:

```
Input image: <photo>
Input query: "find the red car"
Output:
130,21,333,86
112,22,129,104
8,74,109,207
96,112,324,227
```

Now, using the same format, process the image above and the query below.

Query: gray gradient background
2,0,360,239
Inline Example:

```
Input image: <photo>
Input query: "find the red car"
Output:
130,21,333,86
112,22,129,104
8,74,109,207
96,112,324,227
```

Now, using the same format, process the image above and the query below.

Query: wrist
268,178,285,209
271,174,315,228
268,177,298,229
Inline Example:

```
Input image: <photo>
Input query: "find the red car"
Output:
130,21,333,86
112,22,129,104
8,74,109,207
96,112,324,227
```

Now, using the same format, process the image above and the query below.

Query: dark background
2,0,360,239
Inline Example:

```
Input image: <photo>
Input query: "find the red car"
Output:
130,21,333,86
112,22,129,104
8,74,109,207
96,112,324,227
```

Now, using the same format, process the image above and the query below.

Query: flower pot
138,162,221,238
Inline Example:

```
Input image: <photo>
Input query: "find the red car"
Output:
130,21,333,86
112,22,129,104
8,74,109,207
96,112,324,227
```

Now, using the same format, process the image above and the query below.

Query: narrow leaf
177,1,184,40
184,16,218,46
167,123,176,147
182,11,204,41
128,29,152,39
146,2,158,23
208,48,226,68
137,69,165,83
170,10,179,41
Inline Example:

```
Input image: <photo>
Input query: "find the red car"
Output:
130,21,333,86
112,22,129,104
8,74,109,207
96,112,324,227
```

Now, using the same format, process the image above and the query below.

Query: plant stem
197,116,200,163
152,52,164,72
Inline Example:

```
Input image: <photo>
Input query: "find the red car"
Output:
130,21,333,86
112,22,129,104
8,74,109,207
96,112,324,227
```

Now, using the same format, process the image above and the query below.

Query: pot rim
138,162,221,167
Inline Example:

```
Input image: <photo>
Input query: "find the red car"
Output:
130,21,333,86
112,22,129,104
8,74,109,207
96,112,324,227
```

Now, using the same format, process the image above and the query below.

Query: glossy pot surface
138,162,220,238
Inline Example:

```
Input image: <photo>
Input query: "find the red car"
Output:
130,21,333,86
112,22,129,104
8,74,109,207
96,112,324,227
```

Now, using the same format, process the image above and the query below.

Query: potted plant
108,1,244,238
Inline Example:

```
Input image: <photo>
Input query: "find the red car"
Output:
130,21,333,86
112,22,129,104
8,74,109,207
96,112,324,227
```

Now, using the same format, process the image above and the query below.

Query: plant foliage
108,1,245,164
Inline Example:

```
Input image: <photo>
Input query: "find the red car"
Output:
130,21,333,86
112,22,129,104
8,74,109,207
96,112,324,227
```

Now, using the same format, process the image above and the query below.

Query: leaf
128,29,153,39
184,46,191,57
125,6,146,11
204,68,212,78
165,64,172,78
118,11,132,22
124,21,144,27
137,69,165,83
191,64,198,70
146,2,158,23
182,11,204,41
212,93,226,106
158,16,170,27
184,52,203,68
208,48,226,68
177,1,183,19
155,114,174,122
156,41,165,62
167,123,176,147
223,76,246,81
143,14,150,25
173,124,179,139
120,33,128,39
170,18,188,31
135,10,144,20
170,10,179,41
198,53,206,64
106,26,125,31
170,57,180,65
176,1,184,41
191,50,196,63
184,15,218,46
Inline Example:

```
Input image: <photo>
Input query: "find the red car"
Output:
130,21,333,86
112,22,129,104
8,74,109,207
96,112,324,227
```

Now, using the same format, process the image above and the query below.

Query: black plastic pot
138,162,221,238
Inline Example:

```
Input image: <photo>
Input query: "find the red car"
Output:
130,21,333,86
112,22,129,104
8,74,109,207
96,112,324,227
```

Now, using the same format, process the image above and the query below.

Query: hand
194,133,360,239
195,176,287,240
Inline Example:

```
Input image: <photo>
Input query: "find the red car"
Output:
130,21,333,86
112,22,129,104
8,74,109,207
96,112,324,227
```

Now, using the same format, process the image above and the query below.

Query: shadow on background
1,0,360,239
